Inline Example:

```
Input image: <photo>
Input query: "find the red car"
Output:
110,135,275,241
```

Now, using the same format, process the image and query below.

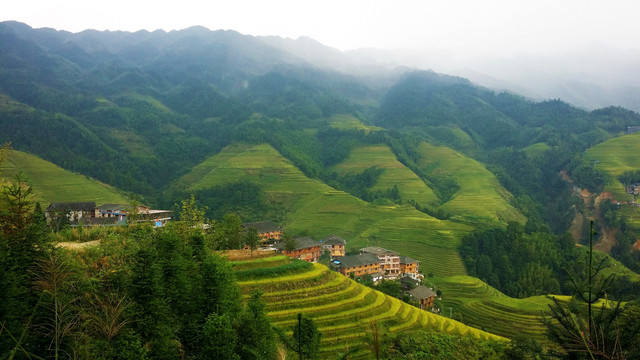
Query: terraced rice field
435,275,553,345
1,150,129,207
329,114,383,134
176,143,472,276
233,256,504,358
331,144,439,207
416,142,525,225
584,132,640,200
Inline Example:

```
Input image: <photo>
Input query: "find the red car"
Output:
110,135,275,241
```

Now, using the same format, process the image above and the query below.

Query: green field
331,144,439,206
329,114,383,134
416,142,525,225
0,150,129,207
233,257,505,358
435,275,554,345
176,143,472,276
584,132,640,200
523,142,551,158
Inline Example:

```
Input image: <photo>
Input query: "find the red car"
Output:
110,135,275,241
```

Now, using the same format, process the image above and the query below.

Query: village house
330,253,383,281
242,221,282,245
360,246,401,279
45,202,171,228
321,235,346,258
399,255,421,279
45,202,96,224
95,203,150,218
275,237,322,263
406,286,437,310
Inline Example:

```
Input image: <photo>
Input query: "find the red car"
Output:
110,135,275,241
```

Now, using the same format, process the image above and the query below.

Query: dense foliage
460,223,577,297
0,176,279,359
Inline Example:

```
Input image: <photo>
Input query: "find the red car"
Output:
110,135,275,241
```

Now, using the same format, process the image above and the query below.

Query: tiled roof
322,235,346,246
275,236,321,251
46,202,95,211
360,246,397,256
96,203,129,210
331,253,381,268
399,255,419,264
243,221,280,233
407,286,437,299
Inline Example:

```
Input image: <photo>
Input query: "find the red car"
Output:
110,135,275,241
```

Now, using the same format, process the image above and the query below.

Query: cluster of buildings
45,202,172,227
264,232,436,310
252,226,422,282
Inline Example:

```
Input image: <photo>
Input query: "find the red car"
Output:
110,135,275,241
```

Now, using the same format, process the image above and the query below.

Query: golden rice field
232,256,505,358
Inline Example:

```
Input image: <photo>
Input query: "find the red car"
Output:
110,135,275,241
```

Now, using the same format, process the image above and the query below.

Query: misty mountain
347,44,640,112
1,20,640,211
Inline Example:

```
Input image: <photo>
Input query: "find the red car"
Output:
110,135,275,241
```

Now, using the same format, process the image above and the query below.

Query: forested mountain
2,20,640,285
3,21,640,358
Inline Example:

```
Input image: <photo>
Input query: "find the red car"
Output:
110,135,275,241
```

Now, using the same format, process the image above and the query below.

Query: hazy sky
3,0,639,57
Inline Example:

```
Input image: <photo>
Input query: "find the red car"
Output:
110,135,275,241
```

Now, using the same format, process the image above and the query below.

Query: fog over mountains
267,36,640,112
3,20,639,112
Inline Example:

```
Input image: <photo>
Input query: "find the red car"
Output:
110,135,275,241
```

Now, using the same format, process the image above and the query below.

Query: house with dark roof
275,237,322,263
406,286,437,310
242,221,282,244
360,246,400,279
330,253,382,280
399,255,421,279
45,202,96,223
321,235,346,258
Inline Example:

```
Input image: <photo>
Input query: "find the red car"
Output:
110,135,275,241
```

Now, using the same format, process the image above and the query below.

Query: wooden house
406,286,437,310
276,237,322,263
322,235,346,258
330,253,381,279
242,221,283,244
360,246,400,279
399,255,421,279
45,202,96,223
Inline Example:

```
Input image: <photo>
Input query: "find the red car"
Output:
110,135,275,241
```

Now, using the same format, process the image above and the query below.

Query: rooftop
331,253,381,268
407,286,437,299
360,246,398,256
322,235,346,246
243,220,280,233
275,236,321,251
399,255,419,264
46,202,95,211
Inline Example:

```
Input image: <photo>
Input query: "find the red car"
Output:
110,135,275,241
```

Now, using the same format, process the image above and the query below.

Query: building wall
284,245,321,263
339,262,380,277
400,262,418,275
418,296,436,310
330,244,345,257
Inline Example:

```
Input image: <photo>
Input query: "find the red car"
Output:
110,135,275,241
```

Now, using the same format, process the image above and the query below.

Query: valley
1,20,640,358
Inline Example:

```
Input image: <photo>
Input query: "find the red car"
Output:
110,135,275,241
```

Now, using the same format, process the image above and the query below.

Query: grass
524,142,551,158
0,150,129,207
435,275,554,345
234,257,504,358
174,143,472,277
330,144,439,206
584,132,640,200
329,114,383,134
416,142,525,225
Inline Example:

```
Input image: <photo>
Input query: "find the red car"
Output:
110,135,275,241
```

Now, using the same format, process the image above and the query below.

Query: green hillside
436,275,553,345
330,144,439,206
176,143,472,276
416,142,525,225
584,132,640,200
329,114,383,134
0,150,129,206
232,256,504,357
